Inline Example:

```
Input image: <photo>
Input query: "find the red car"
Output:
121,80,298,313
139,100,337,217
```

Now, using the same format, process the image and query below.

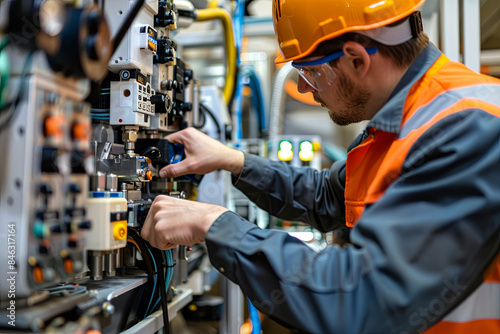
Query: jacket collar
366,43,443,133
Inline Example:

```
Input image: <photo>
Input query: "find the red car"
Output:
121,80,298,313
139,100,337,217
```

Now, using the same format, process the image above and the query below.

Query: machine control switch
33,221,50,239
32,266,44,284
113,221,127,241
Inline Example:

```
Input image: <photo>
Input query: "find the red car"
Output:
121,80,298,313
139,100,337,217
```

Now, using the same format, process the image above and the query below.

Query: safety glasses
291,47,378,91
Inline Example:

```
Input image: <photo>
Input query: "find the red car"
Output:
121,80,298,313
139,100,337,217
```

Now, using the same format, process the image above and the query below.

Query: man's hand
159,128,244,178
141,195,228,249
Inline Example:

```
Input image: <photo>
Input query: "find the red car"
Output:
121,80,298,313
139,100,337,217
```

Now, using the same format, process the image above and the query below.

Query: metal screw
102,302,115,316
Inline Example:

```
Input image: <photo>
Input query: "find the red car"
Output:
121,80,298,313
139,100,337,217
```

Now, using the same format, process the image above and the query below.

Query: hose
269,62,294,142
196,8,237,105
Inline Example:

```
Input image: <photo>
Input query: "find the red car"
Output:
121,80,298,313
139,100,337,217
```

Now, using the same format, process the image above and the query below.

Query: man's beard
315,71,370,126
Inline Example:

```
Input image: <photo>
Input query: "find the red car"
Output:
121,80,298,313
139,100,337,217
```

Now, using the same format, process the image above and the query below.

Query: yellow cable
207,0,218,9
196,8,237,105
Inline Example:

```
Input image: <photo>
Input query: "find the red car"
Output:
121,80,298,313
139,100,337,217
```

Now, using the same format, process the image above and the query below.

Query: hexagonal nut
122,131,138,143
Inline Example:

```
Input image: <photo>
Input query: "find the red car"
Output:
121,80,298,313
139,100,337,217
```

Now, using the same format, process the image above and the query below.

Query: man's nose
297,75,315,94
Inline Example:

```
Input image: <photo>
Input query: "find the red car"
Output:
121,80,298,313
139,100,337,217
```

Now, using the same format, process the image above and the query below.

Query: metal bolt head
102,302,115,316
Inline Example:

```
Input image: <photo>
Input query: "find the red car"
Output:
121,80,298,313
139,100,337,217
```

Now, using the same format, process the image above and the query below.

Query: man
141,0,500,332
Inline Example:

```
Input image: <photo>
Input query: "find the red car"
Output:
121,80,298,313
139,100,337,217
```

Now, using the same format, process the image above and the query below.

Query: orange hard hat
273,0,426,63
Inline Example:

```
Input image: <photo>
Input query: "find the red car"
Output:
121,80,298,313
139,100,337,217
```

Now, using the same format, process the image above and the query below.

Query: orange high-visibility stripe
402,56,500,126
402,54,449,122
423,319,500,334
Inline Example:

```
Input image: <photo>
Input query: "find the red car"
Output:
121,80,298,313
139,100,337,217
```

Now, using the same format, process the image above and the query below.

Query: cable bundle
127,228,174,333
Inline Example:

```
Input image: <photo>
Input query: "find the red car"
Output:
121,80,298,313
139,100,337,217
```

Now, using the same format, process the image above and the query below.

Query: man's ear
341,41,371,79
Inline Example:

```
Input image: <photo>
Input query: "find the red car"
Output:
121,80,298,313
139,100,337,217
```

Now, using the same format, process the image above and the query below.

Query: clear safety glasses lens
292,47,378,91
294,64,337,92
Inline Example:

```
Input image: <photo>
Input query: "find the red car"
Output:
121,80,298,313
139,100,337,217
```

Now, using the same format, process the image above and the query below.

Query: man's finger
164,129,185,144
159,160,189,178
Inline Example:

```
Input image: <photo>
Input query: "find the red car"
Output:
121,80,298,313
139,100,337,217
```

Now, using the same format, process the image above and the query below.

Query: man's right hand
159,128,245,178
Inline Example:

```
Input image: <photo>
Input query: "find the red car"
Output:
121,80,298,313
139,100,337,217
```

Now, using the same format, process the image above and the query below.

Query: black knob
155,2,175,27
150,94,165,105
40,184,54,195
154,37,174,64
78,221,91,230
184,69,193,83
180,102,192,112
164,80,178,91
69,183,82,194
41,148,59,173
65,222,73,233
39,245,49,254
164,11,174,25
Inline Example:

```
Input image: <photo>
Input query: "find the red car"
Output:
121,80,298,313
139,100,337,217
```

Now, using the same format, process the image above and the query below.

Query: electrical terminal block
109,79,155,127
106,0,158,75
139,25,158,55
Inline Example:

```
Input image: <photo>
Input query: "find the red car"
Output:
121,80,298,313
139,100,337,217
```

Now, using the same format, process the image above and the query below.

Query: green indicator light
279,140,293,152
300,141,313,152
278,140,294,161
299,141,314,161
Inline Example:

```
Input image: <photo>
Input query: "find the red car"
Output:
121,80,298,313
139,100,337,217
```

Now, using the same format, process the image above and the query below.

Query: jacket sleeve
205,110,500,333
232,153,347,233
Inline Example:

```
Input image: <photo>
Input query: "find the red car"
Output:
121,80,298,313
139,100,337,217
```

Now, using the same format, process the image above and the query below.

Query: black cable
152,247,170,334
128,228,156,274
140,146,162,160
145,181,154,200
128,228,159,319
193,105,206,129
199,103,222,138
